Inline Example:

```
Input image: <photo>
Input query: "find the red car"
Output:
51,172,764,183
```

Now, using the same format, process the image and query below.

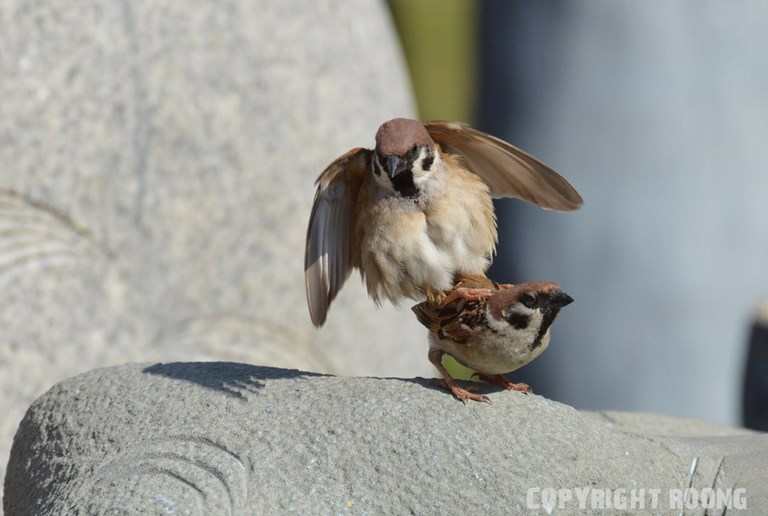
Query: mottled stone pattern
5,363,768,515
0,0,426,500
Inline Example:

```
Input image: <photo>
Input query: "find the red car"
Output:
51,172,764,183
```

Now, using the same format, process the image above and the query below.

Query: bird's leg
428,349,490,403
476,373,531,394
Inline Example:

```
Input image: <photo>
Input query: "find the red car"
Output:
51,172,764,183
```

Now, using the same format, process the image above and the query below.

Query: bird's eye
520,293,536,308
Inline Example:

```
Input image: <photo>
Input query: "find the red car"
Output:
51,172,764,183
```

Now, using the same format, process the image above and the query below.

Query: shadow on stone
7,362,768,515
142,361,329,400
384,375,507,399
142,362,505,403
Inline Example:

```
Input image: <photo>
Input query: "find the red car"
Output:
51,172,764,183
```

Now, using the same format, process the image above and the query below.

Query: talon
439,379,490,403
478,374,532,394
425,286,447,305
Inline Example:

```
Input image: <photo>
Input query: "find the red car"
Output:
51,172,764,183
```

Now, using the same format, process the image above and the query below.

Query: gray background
480,0,768,425
0,0,429,502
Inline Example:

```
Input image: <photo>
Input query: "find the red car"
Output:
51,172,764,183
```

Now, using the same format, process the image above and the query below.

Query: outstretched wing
305,148,371,327
425,121,583,211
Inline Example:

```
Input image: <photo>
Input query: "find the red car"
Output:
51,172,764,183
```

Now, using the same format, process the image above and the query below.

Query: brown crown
487,282,564,319
375,118,434,156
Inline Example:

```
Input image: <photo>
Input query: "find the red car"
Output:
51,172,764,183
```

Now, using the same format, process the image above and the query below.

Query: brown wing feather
425,121,583,211
412,297,483,343
305,148,371,326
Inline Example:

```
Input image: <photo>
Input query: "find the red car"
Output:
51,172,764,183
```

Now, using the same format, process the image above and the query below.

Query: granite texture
5,362,768,515
0,0,424,502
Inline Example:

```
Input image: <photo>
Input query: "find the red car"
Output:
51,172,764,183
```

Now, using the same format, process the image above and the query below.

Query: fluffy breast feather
354,154,498,303
424,155,497,271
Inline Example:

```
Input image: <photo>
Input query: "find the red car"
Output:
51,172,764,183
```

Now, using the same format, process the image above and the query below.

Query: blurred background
390,0,768,427
4,1,768,509
1,1,766,468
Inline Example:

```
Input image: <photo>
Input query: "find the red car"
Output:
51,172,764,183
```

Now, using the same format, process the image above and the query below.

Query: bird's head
372,118,439,198
487,282,573,346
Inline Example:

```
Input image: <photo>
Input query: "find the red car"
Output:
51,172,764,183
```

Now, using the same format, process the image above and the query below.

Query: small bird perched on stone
412,280,573,403
305,118,582,326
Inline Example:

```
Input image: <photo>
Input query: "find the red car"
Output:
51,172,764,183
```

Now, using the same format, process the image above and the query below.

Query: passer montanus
305,118,582,326
412,280,573,402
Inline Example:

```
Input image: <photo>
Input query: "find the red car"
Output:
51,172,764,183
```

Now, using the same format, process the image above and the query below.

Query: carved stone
0,0,424,494
5,363,767,514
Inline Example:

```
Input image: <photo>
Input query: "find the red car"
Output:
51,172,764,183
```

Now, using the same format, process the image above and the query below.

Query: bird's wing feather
411,298,482,342
305,147,370,327
425,121,583,211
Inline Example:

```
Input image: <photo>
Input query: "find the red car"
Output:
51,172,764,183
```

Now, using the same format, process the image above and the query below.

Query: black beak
385,155,405,179
550,290,574,308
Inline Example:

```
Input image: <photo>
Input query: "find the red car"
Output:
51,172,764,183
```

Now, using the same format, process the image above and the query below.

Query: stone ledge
4,362,768,515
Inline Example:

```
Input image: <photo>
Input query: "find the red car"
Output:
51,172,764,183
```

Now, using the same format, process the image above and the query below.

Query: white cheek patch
486,303,542,342
371,156,394,190
411,147,439,188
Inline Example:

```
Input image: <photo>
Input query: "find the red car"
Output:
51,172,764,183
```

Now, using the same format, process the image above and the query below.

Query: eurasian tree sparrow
305,118,582,326
412,280,573,403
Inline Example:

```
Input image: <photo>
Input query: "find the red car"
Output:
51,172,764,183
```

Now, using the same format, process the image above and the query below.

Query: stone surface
5,362,768,515
0,0,426,500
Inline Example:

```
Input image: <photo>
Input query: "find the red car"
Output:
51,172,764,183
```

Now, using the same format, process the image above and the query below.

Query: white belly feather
430,310,552,375
360,197,479,302
357,160,496,303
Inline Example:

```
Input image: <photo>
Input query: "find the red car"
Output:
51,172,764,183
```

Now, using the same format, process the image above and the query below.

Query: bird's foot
425,287,447,306
440,287,494,306
438,378,490,404
428,348,490,404
476,374,531,394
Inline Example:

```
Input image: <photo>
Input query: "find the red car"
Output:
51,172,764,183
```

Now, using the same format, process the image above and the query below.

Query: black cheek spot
506,312,530,330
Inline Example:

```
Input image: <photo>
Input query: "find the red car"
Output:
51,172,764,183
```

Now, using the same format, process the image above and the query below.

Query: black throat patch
531,309,559,350
392,171,419,198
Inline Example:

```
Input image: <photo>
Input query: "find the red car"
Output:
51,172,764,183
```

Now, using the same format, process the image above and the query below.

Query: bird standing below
305,118,582,326
412,280,574,402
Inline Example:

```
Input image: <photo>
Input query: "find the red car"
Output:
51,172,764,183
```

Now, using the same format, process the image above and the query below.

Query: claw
425,286,447,305
478,374,531,394
439,379,491,404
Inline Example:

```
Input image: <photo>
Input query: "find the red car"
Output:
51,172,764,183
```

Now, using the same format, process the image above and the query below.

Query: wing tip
305,266,328,328
563,188,585,210
309,310,326,327
306,293,329,327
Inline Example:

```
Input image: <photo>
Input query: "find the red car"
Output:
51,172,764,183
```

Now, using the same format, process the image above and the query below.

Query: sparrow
412,279,573,403
305,118,582,326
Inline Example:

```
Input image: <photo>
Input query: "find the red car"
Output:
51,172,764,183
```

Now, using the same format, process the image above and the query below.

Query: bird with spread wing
305,118,582,327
